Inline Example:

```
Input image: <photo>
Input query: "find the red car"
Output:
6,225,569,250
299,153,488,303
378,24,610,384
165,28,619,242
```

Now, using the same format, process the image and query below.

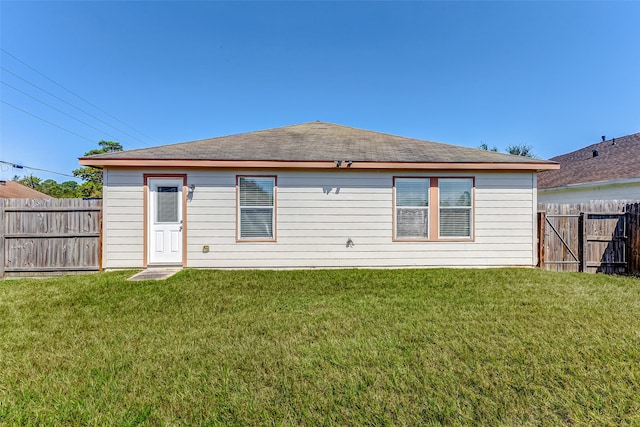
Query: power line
0,160,76,179
2,80,125,143
1,100,95,143
1,48,158,145
0,66,148,148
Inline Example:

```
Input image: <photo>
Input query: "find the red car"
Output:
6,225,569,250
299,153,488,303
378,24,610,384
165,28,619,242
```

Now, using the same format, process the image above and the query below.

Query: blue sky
1,1,639,182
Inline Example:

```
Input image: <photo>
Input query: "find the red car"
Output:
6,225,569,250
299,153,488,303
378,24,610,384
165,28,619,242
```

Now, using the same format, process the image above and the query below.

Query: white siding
538,180,640,204
102,169,538,269
102,169,145,268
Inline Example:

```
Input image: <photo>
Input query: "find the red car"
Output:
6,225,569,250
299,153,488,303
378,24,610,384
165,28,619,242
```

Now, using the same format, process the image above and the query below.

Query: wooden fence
0,198,102,277
538,200,640,274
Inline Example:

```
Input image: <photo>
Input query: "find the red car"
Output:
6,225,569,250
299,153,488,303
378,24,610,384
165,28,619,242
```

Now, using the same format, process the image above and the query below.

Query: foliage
72,140,123,198
478,142,498,152
15,174,41,189
39,179,79,198
14,176,80,198
11,141,122,198
506,143,536,158
479,142,537,157
1,268,639,425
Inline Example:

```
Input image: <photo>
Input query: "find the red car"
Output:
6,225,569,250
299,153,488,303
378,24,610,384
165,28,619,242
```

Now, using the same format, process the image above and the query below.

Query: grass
0,268,639,426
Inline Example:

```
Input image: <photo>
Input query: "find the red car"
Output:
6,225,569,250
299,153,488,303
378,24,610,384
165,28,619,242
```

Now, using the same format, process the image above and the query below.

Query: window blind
395,178,429,239
439,178,472,238
156,186,178,223
239,177,275,239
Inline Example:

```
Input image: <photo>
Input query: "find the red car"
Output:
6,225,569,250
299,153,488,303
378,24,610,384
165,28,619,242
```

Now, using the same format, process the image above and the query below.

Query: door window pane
157,186,178,223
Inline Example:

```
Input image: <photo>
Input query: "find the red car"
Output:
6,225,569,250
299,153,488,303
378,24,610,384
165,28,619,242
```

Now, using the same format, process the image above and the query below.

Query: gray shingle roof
538,132,640,189
83,121,553,166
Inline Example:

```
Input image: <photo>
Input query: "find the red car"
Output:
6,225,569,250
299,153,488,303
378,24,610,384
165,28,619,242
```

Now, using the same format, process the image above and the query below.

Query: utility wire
1,48,158,145
2,100,95,143
1,80,127,144
0,160,76,179
0,66,148,148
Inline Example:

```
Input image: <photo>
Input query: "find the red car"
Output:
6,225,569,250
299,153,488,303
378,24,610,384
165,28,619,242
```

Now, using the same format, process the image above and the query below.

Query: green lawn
1,269,639,426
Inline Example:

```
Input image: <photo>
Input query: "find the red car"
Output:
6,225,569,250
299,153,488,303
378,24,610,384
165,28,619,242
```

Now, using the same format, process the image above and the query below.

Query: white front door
148,178,183,265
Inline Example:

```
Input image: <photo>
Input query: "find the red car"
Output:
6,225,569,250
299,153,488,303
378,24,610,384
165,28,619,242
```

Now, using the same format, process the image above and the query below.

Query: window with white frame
395,178,430,239
238,176,276,240
439,178,473,238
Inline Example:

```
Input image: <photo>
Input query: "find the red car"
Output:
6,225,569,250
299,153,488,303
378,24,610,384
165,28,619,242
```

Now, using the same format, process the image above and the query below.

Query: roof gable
80,121,557,171
538,132,640,189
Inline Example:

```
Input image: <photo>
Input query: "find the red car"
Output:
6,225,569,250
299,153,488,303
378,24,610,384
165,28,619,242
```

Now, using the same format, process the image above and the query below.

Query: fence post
538,211,545,269
625,202,640,275
0,200,4,278
579,212,586,273
625,211,630,275
99,207,103,272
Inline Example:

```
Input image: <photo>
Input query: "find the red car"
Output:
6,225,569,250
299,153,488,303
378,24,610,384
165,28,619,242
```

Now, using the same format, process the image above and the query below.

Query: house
538,132,640,204
0,180,50,198
79,121,558,270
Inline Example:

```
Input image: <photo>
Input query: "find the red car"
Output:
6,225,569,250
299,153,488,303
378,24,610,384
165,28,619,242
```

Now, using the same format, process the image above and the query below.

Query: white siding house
537,179,640,204
82,122,558,270
538,132,640,204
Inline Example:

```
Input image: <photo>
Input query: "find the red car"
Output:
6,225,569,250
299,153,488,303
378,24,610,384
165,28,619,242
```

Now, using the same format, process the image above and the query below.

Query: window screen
439,178,472,238
239,177,275,239
395,178,429,239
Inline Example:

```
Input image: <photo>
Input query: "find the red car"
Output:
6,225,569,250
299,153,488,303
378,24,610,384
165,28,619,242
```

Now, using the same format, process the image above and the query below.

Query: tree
59,180,80,198
478,142,498,152
39,179,62,197
17,175,41,189
73,140,123,198
506,144,536,158
479,142,538,158
12,176,82,198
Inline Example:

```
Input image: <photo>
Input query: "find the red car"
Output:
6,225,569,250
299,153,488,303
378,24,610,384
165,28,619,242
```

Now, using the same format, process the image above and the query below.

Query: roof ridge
80,122,557,169
549,131,640,161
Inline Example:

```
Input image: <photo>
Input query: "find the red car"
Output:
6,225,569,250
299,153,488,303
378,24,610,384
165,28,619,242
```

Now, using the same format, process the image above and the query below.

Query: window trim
236,175,277,242
393,176,475,242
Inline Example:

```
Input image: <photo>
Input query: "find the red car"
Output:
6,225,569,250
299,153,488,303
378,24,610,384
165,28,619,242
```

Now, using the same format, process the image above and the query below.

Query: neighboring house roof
538,132,640,189
0,181,50,198
80,121,558,171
